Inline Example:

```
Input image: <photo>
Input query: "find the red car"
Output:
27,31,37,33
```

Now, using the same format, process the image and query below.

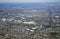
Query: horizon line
0,2,60,3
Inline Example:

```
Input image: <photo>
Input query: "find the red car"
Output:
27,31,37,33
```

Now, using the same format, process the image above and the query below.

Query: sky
0,0,60,2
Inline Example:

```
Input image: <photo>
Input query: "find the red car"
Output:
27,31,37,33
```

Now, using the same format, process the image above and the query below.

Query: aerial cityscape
0,2,60,39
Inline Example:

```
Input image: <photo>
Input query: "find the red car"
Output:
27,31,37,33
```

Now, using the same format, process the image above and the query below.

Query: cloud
0,0,59,2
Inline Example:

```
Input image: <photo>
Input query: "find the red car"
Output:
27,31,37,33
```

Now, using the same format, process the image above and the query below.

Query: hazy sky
0,0,60,2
